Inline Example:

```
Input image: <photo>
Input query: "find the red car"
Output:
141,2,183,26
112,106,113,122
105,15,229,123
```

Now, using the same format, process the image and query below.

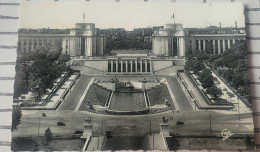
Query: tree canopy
199,68,214,88
42,127,53,146
206,86,222,99
12,106,22,130
15,41,71,100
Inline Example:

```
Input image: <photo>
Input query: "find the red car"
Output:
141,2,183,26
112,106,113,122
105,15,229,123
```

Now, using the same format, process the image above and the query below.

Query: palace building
152,23,246,57
18,23,106,57
18,22,246,57
17,22,246,74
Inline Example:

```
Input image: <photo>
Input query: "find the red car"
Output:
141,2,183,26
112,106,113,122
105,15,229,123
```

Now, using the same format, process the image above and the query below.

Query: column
116,60,118,72
130,60,133,72
126,60,128,73
198,39,201,50
150,61,152,73
203,40,206,51
31,42,34,51
177,38,179,56
145,60,147,72
232,39,235,45
21,39,24,52
26,39,29,52
223,39,226,52
112,60,115,72
213,40,216,54
217,40,221,54
179,38,184,56
135,60,138,73
140,60,143,73
121,60,123,73
37,38,40,47
228,39,231,49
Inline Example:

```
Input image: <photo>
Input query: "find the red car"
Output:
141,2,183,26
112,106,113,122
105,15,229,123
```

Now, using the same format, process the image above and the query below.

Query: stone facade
18,23,105,57
152,23,246,56
61,23,105,57
18,23,246,58
152,24,186,56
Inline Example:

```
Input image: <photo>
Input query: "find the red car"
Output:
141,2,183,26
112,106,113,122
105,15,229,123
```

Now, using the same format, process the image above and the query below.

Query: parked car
106,131,112,138
57,121,66,126
176,121,184,125
42,113,46,117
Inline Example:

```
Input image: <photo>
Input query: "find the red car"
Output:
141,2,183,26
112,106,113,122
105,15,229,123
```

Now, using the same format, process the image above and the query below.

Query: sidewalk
148,134,167,150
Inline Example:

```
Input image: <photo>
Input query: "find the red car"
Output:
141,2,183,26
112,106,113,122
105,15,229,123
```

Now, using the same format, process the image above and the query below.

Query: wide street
12,108,253,138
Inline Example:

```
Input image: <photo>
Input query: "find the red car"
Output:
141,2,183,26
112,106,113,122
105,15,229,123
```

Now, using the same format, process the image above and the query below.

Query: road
12,109,253,138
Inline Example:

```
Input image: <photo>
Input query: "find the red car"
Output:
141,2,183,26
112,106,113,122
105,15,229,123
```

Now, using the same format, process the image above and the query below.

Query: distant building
152,23,246,56
18,23,106,57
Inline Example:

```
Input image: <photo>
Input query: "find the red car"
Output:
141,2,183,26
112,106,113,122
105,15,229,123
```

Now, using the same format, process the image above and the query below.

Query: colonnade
18,37,62,52
193,38,244,54
108,59,152,73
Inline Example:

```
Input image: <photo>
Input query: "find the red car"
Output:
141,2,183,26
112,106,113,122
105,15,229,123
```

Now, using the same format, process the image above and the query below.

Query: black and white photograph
10,1,254,151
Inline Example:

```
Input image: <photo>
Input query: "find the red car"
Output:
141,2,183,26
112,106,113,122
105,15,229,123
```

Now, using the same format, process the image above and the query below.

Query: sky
19,1,245,31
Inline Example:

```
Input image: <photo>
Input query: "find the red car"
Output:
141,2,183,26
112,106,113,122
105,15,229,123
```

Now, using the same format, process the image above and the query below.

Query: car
57,121,66,126
74,130,83,134
106,131,112,138
176,121,184,125
42,113,46,117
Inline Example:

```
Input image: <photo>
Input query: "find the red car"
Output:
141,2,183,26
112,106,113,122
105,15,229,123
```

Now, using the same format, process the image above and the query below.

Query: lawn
79,84,110,111
147,84,173,107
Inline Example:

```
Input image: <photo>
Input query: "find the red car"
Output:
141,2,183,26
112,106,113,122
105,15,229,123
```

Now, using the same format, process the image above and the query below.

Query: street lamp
38,113,46,137
237,97,240,121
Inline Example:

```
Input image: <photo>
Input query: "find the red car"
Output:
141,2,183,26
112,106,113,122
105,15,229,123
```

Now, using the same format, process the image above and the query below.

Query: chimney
219,22,221,28
235,21,237,28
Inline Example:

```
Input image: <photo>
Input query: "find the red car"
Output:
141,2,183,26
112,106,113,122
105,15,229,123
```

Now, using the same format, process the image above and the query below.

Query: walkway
60,74,92,110
179,73,209,108
210,69,251,113
22,73,79,110
166,76,193,111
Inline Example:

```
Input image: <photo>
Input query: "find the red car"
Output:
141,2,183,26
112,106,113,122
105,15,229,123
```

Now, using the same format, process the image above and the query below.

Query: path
60,74,92,110
166,76,193,111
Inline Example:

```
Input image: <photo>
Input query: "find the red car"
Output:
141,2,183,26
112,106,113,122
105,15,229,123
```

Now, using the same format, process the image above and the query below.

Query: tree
31,59,52,78
223,69,233,85
58,54,70,64
47,46,60,62
206,86,222,100
12,106,22,130
232,72,244,89
244,135,254,149
42,127,53,146
199,68,214,88
184,59,205,74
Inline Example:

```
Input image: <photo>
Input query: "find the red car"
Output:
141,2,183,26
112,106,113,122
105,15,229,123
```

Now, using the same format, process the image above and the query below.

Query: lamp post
148,120,152,134
38,113,46,137
209,115,212,135
38,118,40,137
237,97,240,121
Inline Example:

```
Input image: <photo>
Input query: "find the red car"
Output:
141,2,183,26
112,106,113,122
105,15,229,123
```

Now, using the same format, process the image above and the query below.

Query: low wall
106,109,149,115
